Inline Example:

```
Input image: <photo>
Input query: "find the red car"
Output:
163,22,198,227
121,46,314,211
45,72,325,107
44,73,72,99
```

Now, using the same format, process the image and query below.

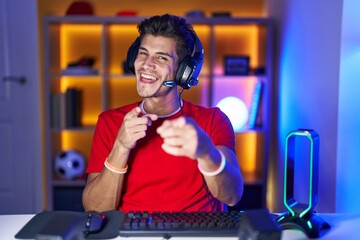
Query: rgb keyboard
118,211,243,238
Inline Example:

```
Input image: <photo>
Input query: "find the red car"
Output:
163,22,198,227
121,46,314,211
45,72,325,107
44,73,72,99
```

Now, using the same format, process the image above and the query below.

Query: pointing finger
145,114,158,122
167,116,187,127
128,106,141,117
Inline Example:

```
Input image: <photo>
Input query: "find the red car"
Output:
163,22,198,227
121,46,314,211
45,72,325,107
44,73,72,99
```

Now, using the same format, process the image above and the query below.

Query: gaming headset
125,32,204,90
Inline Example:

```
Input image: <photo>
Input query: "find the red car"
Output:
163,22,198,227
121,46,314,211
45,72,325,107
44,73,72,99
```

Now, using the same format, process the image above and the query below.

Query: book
65,88,82,128
247,80,263,129
50,93,67,129
50,94,60,128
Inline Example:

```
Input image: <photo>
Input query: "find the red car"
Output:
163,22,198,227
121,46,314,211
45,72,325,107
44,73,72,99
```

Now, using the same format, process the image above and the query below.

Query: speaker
238,208,282,240
125,33,204,89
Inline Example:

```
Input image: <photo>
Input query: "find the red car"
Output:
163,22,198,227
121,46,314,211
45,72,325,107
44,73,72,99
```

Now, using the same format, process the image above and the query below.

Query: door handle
2,76,27,85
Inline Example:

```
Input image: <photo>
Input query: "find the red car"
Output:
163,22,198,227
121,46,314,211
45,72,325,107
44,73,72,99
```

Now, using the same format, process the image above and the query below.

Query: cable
201,175,215,211
179,87,185,115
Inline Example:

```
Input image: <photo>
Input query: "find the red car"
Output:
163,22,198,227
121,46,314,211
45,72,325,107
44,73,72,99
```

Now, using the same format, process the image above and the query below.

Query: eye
138,50,148,56
156,55,169,63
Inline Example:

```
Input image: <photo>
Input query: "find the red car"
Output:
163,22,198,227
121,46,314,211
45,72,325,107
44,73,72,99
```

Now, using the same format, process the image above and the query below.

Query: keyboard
119,211,243,238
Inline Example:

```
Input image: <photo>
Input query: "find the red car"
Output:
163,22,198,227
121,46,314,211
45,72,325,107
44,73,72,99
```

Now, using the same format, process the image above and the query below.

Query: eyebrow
139,46,174,59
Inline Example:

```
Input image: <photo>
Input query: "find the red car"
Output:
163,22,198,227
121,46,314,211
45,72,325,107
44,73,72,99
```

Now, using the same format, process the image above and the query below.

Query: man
82,14,243,213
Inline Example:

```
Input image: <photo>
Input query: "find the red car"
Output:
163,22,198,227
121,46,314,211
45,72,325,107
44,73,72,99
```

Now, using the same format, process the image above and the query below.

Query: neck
140,99,183,118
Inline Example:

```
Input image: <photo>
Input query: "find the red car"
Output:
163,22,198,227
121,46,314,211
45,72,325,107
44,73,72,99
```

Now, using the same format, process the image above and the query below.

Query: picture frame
224,55,250,76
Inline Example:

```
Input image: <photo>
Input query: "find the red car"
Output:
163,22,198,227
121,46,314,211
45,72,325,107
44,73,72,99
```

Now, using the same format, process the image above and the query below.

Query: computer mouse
83,211,105,232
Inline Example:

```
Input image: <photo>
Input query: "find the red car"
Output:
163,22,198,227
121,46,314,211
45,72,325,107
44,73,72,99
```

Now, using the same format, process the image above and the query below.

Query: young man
82,14,243,213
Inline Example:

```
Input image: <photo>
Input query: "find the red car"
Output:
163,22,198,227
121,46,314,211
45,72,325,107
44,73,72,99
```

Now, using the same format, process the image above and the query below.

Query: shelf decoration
54,149,85,180
50,87,82,129
61,56,98,76
224,55,250,76
213,77,263,131
248,80,263,129
65,1,94,16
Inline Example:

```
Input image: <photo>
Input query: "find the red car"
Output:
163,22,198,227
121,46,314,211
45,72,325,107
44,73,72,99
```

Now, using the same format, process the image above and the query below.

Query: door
0,0,43,213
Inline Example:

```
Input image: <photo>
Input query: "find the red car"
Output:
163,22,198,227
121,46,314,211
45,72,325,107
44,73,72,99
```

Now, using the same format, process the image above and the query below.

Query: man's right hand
116,106,158,150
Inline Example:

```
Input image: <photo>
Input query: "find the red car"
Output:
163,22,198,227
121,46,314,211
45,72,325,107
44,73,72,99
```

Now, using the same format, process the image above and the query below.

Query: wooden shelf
243,172,263,185
52,179,86,187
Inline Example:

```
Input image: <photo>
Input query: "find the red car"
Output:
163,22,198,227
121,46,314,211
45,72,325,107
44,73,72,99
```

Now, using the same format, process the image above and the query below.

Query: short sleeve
208,108,236,152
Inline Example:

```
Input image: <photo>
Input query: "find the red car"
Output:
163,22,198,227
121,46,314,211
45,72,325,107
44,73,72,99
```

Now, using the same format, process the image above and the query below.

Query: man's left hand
156,116,212,159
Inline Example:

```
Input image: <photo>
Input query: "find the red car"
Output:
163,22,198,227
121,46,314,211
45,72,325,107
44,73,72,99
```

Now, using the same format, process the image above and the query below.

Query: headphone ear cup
125,37,140,74
174,35,204,89
174,55,203,89
174,56,191,88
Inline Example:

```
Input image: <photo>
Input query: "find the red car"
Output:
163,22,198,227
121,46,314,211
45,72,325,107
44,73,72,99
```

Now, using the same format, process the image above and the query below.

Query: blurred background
0,0,359,215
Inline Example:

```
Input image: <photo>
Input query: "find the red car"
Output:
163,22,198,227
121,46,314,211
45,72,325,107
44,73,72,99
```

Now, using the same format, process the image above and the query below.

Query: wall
267,0,360,213
336,0,360,213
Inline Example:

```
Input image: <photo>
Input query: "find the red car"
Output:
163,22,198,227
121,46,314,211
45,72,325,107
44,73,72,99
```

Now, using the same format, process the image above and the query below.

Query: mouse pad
15,210,125,239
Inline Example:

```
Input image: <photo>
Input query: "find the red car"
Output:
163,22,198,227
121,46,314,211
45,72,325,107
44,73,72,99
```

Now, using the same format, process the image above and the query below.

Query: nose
143,56,155,70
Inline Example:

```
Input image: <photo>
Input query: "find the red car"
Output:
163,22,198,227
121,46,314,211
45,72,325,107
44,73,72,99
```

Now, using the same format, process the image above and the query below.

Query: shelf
44,15,272,25
242,172,263,185
51,126,96,132
52,179,86,187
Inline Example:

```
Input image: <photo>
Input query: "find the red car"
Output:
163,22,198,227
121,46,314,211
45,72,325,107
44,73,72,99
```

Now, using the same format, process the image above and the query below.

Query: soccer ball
54,150,85,180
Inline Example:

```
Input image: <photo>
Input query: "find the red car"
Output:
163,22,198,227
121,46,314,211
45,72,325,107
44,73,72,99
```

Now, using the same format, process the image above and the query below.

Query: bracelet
104,158,128,174
198,150,226,177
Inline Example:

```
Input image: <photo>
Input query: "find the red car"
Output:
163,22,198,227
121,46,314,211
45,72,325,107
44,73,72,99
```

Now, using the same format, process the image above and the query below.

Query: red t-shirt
86,100,235,213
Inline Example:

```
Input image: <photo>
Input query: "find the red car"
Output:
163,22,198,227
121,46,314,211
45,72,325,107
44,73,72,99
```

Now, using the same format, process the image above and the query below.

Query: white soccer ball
55,150,85,180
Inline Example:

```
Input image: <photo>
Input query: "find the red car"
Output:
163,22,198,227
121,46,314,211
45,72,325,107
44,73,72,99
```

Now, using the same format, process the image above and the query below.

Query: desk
0,213,359,239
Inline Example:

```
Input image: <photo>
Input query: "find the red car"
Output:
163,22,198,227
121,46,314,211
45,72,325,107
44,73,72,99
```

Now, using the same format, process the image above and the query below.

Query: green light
300,132,314,218
283,130,318,218
277,216,285,222
280,130,330,238
307,220,313,229
283,133,295,216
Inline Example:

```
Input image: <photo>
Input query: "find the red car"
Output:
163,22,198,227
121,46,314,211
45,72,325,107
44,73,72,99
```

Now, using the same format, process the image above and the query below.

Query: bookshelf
43,16,273,211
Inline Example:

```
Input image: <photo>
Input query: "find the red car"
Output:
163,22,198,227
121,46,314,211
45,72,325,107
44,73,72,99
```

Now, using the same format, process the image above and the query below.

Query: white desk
0,213,359,239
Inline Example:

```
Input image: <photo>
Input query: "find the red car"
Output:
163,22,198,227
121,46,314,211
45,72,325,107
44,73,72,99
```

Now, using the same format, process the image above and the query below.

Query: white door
0,0,43,213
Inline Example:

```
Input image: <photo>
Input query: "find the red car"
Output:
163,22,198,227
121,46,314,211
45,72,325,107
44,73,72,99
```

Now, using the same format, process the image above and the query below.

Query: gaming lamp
276,129,331,238
216,96,248,132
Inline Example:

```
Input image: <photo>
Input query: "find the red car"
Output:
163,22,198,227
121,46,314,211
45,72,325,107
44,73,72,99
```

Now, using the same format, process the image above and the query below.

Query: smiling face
134,34,179,99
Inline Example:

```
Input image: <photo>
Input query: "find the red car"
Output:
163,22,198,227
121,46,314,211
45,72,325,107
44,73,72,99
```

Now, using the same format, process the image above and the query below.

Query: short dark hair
137,14,196,62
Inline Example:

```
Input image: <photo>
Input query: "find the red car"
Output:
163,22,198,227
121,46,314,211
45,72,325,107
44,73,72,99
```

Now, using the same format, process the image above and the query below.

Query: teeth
141,73,157,80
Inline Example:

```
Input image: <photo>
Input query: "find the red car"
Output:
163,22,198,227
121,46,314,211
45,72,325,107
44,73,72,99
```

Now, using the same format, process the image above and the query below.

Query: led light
216,96,249,132
283,129,319,218
307,220,313,230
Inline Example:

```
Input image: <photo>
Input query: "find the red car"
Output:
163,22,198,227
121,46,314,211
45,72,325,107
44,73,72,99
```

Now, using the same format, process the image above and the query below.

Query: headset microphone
163,80,176,88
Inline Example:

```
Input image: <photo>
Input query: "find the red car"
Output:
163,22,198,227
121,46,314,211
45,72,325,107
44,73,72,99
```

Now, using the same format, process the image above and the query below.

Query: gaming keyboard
118,211,243,238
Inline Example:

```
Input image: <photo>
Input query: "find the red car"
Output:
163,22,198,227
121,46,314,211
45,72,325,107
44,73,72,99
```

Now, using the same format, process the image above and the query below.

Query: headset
125,33,204,90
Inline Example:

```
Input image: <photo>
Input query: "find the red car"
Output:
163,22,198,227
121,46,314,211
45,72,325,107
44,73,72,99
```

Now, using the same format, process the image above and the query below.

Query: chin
137,88,155,98
137,83,165,98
